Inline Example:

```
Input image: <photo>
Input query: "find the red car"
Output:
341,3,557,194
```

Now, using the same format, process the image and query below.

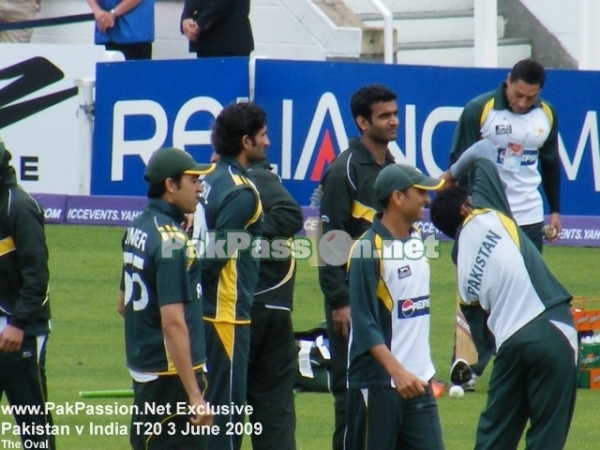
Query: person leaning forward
118,147,214,450
431,140,577,450
446,58,562,392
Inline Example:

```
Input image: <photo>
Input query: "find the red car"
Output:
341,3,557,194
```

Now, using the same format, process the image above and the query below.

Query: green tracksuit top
0,167,50,336
453,154,571,349
121,199,206,375
201,157,263,323
449,82,561,226
318,138,395,309
248,160,303,310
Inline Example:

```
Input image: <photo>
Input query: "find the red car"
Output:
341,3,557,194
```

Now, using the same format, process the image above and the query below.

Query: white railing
578,0,600,70
75,78,95,195
369,0,394,64
474,0,498,67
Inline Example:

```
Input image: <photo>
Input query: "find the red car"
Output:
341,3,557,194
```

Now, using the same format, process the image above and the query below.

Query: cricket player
431,139,578,450
345,163,445,450
448,59,562,389
0,139,54,450
200,102,266,450
119,147,214,449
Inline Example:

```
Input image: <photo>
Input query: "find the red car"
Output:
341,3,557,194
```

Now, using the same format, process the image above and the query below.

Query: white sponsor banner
0,43,109,194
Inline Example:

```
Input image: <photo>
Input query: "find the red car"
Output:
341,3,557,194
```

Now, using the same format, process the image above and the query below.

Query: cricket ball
448,385,465,399
542,225,558,240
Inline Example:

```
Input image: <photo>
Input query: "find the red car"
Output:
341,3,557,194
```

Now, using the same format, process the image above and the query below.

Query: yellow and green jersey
450,82,560,226
319,138,395,310
455,158,571,349
201,157,263,323
347,216,436,388
121,199,206,377
0,167,50,336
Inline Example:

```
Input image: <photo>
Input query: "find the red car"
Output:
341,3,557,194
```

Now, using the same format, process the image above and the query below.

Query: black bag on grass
294,321,331,393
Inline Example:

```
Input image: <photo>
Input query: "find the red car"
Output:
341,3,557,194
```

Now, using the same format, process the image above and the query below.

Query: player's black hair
430,186,470,239
380,194,391,210
378,187,409,210
510,59,546,88
211,102,267,158
147,173,184,199
350,84,397,130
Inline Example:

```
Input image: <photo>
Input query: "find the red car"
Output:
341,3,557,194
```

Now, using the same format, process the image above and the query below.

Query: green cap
144,147,215,185
374,163,444,200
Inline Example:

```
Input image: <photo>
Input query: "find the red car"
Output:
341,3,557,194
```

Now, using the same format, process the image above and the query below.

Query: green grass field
1,225,599,449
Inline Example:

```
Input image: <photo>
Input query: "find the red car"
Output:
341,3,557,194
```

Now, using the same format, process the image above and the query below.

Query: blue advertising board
91,58,249,196
91,58,600,215
254,59,600,215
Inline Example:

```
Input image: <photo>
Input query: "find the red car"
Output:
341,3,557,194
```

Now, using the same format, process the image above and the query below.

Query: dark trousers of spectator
247,303,297,450
105,42,152,60
0,335,55,450
325,302,347,450
196,50,250,58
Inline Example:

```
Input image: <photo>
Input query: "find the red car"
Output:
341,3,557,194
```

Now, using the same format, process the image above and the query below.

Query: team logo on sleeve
495,124,512,135
397,265,412,279
399,296,430,319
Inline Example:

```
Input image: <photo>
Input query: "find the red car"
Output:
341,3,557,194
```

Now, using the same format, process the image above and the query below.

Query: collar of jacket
146,198,186,224
220,156,252,176
0,166,17,190
496,81,543,114
349,137,395,165
372,211,419,241
248,159,271,172
372,212,393,239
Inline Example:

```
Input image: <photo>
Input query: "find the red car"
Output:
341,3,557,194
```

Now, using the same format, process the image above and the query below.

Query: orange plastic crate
581,368,600,390
571,297,600,332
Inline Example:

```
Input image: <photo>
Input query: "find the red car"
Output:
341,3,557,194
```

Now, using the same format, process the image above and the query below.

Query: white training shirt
480,107,552,225
457,209,546,349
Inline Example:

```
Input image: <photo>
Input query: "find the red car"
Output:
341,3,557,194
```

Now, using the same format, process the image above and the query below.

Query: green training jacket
318,138,394,309
0,167,50,336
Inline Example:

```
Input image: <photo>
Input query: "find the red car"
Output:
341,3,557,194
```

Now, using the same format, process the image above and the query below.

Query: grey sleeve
450,139,497,180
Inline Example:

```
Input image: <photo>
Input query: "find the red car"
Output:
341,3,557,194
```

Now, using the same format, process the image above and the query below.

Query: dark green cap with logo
144,147,215,185
374,163,444,201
